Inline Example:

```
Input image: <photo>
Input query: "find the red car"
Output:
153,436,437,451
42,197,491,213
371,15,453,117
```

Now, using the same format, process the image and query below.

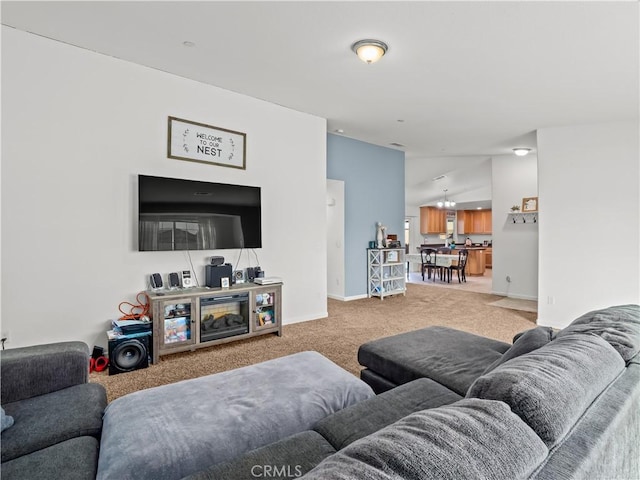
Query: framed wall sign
522,196,538,212
167,116,246,169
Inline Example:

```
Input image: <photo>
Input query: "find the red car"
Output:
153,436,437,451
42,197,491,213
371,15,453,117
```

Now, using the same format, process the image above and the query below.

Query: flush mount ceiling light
436,189,456,208
513,148,532,156
351,39,388,64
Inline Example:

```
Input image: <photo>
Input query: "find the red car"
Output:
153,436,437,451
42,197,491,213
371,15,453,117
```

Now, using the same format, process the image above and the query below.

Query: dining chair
420,248,439,281
447,249,469,283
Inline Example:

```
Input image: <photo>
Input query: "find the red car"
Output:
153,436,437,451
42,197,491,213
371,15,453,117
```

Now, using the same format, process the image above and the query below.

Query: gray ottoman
358,326,510,394
97,351,374,480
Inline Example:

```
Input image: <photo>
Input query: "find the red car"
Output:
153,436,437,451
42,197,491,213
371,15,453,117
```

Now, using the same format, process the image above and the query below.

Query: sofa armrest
1,341,90,404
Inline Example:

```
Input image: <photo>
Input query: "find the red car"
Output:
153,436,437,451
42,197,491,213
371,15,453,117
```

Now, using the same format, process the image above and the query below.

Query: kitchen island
463,247,487,276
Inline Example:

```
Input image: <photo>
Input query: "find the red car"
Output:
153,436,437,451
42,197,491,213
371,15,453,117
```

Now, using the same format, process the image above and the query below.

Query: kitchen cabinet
457,210,467,234
466,248,487,276
481,210,492,233
420,207,449,234
457,210,492,234
485,247,492,268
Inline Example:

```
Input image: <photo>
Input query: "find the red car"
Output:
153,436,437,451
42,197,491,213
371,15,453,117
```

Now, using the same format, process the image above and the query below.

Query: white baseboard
491,290,538,302
328,293,368,302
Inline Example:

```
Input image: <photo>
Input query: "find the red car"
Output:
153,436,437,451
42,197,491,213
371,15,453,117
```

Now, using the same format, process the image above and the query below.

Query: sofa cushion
556,304,640,362
314,378,462,450
182,431,336,480
358,326,510,395
467,333,625,448
0,436,99,480
302,398,548,480
97,351,374,480
1,383,106,462
1,341,90,404
483,326,555,373
359,368,400,394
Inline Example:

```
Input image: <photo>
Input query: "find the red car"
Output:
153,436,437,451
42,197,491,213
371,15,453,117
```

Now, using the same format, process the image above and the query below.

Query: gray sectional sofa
1,304,638,480
0,342,107,480
187,304,640,480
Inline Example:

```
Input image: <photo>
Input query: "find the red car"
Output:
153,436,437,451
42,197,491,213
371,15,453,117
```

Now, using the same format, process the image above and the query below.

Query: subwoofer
108,334,151,375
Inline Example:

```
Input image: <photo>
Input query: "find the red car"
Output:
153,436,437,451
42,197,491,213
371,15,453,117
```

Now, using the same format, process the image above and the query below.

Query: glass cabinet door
254,290,277,330
160,300,195,348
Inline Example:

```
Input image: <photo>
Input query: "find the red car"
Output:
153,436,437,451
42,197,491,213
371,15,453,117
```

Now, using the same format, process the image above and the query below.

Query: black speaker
150,273,163,289
210,256,225,266
108,334,151,375
205,263,233,288
168,272,180,288
246,267,256,282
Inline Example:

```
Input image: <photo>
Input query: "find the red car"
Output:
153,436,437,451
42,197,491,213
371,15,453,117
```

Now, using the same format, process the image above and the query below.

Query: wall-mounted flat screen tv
138,175,261,251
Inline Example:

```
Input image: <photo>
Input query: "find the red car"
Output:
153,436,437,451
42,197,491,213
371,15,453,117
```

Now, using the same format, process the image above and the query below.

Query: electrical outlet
506,275,511,283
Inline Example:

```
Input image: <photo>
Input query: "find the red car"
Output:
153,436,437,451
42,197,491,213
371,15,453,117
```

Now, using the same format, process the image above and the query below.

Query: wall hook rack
508,212,538,224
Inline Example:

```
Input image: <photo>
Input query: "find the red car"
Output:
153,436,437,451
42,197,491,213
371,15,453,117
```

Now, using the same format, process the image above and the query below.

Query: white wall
1,27,328,349
537,121,639,328
326,179,345,299
491,154,539,300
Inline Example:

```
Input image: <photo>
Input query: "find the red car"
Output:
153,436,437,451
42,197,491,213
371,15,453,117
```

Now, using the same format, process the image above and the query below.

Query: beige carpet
488,297,538,313
91,283,536,402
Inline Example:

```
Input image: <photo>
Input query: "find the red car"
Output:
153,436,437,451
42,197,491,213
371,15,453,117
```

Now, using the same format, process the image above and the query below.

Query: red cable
118,292,150,320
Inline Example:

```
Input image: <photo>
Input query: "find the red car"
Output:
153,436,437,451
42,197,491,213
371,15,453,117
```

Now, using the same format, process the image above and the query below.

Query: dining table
406,252,460,282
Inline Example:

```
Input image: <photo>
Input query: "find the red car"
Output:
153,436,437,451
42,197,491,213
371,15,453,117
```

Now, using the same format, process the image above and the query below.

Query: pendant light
436,189,456,208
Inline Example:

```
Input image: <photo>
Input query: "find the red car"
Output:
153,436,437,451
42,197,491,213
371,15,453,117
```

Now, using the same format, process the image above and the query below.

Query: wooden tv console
146,282,282,363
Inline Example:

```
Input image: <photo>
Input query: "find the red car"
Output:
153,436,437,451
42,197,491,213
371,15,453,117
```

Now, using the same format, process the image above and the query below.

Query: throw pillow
556,304,640,362
483,326,555,374
1,407,14,432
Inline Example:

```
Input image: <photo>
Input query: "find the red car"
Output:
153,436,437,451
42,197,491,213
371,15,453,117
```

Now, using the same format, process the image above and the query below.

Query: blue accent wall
327,134,405,297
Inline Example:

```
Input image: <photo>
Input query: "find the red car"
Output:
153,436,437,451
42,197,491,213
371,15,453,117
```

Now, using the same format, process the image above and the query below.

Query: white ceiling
2,1,638,208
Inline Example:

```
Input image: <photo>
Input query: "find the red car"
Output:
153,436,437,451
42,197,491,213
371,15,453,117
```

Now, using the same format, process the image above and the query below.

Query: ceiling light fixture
351,39,388,64
436,189,456,209
513,148,532,156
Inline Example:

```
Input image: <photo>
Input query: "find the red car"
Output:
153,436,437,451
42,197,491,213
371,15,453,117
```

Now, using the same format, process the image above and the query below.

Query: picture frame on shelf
386,250,399,263
522,197,538,212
